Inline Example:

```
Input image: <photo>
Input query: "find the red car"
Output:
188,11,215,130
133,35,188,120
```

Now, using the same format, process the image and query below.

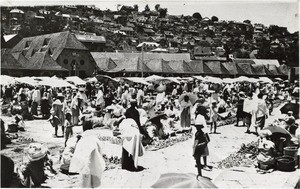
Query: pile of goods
145,132,193,150
218,117,237,127
217,141,259,169
98,132,193,151
15,136,35,144
97,135,122,145
102,154,121,170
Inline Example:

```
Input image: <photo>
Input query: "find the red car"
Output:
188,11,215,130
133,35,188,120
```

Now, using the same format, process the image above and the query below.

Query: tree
159,8,167,18
192,12,202,20
144,4,150,12
243,20,251,24
155,4,160,11
133,4,139,12
211,16,218,22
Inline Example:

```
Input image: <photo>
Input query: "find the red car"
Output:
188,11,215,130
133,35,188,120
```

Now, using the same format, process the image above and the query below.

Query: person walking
64,113,73,146
252,93,269,135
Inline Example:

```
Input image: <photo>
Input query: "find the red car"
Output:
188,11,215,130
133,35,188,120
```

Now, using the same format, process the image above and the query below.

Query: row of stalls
1,74,283,89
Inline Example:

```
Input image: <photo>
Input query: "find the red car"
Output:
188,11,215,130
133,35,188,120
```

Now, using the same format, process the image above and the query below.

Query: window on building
25,41,31,48
43,38,50,46
63,59,68,65
31,49,37,57
80,60,85,65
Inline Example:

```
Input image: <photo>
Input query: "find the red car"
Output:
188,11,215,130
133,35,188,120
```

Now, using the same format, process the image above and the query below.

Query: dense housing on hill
0,5,298,80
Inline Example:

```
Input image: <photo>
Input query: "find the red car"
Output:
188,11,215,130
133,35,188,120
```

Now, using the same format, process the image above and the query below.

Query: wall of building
56,49,97,78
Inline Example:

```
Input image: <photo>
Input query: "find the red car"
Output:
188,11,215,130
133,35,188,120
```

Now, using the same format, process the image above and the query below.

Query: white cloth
32,89,41,103
119,119,144,168
243,97,255,114
195,114,209,133
156,92,166,106
69,136,105,188
95,90,104,106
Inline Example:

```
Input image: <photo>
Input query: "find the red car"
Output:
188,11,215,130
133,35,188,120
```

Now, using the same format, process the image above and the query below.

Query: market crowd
1,77,299,187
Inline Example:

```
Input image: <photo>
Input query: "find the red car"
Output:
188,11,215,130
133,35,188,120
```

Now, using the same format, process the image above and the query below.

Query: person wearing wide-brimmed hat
18,143,49,187
193,115,211,177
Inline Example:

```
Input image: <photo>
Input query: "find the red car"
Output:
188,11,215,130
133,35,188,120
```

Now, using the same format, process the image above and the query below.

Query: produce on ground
217,141,258,169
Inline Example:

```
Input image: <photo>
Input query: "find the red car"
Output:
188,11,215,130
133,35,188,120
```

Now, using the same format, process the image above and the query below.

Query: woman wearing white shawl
69,135,106,188
119,118,144,171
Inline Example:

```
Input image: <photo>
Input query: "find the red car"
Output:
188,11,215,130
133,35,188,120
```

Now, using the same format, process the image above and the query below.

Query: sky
2,0,299,33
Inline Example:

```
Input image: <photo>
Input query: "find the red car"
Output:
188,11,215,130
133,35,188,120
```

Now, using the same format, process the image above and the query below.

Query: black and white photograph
0,0,299,188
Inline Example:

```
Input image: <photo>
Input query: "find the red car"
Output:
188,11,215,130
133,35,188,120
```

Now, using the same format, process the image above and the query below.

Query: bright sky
3,0,299,32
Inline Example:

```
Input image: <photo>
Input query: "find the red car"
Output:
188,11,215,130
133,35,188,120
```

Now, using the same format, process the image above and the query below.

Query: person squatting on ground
17,143,52,188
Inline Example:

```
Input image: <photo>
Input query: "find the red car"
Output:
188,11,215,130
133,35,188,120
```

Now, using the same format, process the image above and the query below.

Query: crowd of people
1,76,299,187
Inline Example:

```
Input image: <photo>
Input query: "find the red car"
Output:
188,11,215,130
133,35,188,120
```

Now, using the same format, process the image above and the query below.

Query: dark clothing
41,99,51,118
236,98,244,118
195,105,209,120
121,148,137,171
19,93,27,102
22,158,47,187
1,155,14,187
125,107,141,127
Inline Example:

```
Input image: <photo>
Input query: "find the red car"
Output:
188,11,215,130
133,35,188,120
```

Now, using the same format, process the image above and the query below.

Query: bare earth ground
1,105,299,188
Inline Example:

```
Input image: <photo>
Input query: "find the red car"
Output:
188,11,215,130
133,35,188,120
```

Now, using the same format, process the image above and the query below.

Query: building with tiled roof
5,31,96,77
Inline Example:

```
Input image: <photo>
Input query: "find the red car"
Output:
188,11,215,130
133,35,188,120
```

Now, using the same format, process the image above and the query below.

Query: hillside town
1,4,300,188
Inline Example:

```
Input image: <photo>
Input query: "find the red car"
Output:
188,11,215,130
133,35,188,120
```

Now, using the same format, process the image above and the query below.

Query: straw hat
26,143,48,161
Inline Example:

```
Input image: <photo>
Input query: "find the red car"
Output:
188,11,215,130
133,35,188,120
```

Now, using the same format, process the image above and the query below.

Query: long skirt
121,148,137,171
180,108,191,128
72,107,80,125
31,101,38,116
256,116,266,129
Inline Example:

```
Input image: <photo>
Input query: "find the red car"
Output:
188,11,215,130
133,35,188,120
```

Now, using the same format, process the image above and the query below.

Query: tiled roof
204,61,223,75
236,63,254,75
167,60,194,74
221,62,238,75
11,31,88,60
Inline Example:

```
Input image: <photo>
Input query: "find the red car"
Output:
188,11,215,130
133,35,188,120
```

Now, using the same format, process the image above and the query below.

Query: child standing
64,113,73,146
193,114,210,177
210,100,218,133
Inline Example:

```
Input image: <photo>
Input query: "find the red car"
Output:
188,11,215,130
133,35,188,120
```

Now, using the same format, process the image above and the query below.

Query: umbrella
274,78,283,81
0,75,15,86
148,113,167,122
280,102,299,119
151,173,217,188
258,77,273,83
95,75,119,87
145,75,171,84
263,125,291,136
178,93,198,105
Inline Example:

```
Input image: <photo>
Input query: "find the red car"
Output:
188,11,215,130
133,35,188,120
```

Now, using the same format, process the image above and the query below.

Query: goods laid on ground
217,141,259,168
102,154,121,170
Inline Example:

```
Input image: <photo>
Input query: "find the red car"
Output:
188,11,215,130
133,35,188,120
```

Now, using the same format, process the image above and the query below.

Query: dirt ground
1,103,298,188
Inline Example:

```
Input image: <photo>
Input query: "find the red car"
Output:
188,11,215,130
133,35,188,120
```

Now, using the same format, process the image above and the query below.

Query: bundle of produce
102,154,121,170
145,132,193,150
97,135,122,145
217,141,258,169
218,117,237,127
